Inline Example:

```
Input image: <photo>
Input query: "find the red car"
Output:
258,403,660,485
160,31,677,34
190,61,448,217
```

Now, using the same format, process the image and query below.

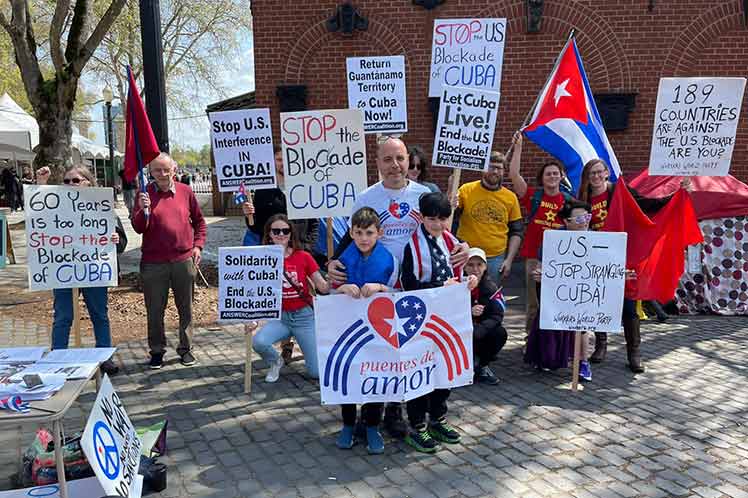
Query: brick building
250,0,748,189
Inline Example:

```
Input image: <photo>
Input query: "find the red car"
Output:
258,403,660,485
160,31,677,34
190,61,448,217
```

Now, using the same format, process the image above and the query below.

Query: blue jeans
485,254,505,284
52,287,111,350
253,306,318,378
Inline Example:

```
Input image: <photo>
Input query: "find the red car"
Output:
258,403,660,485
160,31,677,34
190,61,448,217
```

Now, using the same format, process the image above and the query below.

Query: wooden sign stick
72,288,82,347
247,191,255,226
326,217,334,262
571,331,582,392
446,169,462,229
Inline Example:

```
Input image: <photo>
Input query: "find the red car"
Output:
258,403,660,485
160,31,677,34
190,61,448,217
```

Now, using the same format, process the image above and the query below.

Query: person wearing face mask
524,199,594,381
577,158,692,372
36,165,126,375
507,133,574,336
407,145,439,193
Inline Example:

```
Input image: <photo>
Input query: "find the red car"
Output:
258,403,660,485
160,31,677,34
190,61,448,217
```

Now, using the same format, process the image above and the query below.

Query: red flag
601,177,656,266
124,67,160,183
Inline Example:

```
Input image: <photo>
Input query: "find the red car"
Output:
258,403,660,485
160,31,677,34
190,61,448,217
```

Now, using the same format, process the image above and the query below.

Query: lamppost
102,86,117,202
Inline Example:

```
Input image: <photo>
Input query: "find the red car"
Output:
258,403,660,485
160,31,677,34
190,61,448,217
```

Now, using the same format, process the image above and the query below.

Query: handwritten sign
346,56,407,134
209,108,276,192
280,109,367,219
649,77,746,176
0,211,6,269
433,85,500,171
81,376,142,498
428,18,506,97
24,185,117,291
539,230,627,333
218,245,283,321
315,284,473,404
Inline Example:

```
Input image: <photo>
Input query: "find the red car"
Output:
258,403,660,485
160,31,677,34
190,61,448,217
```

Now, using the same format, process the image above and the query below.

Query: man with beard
454,150,523,283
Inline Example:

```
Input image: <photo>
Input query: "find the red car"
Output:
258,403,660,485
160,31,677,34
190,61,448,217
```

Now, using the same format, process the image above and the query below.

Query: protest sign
433,85,500,171
209,108,276,191
218,245,283,321
0,476,143,498
0,211,6,268
280,109,367,219
24,185,117,291
315,284,473,404
40,347,116,364
428,18,506,97
649,77,746,176
346,56,407,134
0,346,46,363
540,230,627,333
81,375,142,498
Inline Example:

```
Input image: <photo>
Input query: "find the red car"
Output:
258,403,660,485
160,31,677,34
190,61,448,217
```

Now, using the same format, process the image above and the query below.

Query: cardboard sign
433,85,500,171
539,230,627,333
649,77,746,176
218,245,283,321
0,476,142,498
346,56,407,134
315,284,473,404
428,18,507,97
81,375,142,498
0,211,6,268
24,185,117,291
280,109,367,219
209,108,276,191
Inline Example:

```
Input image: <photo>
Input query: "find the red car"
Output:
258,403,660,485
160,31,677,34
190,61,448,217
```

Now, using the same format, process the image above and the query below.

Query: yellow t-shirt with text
456,181,522,258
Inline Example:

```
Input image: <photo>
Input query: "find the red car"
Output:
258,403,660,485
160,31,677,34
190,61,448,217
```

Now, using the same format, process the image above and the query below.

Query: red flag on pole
123,66,160,184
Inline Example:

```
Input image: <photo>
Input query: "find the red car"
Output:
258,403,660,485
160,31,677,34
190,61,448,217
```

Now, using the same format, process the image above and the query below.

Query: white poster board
280,109,367,219
24,185,117,291
218,245,283,321
209,108,276,192
539,230,627,333
649,77,746,176
433,85,500,171
315,284,473,404
0,476,142,498
81,375,142,498
346,56,407,134
428,18,507,97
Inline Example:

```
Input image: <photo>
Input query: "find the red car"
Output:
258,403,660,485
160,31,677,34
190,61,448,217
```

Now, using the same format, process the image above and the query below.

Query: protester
577,158,692,372
252,214,329,381
21,167,34,186
132,152,207,369
36,165,125,375
524,199,593,381
454,150,523,283
407,145,440,193
119,169,137,216
328,136,469,438
463,248,508,385
1,167,22,211
508,133,574,335
400,192,476,453
333,207,398,454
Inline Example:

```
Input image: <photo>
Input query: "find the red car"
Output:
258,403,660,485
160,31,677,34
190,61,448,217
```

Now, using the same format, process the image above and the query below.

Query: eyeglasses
567,213,592,224
63,177,84,184
589,170,607,177
376,134,402,145
270,228,292,236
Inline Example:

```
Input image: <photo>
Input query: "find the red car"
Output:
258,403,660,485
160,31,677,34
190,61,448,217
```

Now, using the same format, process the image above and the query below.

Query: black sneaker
100,359,119,376
180,351,196,367
475,366,500,385
428,419,461,444
149,353,164,370
405,427,440,453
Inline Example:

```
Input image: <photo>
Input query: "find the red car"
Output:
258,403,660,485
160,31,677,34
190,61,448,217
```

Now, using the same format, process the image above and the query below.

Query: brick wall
251,0,748,190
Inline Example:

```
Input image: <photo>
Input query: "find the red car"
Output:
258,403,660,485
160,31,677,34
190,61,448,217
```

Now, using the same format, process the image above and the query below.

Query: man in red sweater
132,153,207,369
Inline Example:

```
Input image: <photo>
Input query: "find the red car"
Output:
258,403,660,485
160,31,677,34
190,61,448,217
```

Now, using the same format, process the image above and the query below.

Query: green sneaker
428,419,461,444
404,427,440,453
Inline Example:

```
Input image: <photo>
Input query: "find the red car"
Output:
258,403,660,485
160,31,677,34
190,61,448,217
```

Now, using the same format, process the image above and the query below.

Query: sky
87,34,255,151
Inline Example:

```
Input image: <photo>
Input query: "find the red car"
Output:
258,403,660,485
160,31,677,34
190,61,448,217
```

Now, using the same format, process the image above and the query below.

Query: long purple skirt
523,314,575,371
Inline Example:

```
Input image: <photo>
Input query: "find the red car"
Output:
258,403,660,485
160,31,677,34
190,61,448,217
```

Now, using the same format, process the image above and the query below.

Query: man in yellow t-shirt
455,151,524,283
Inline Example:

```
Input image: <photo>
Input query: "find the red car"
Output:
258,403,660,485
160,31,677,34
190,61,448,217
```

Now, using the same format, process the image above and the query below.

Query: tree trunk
32,81,77,184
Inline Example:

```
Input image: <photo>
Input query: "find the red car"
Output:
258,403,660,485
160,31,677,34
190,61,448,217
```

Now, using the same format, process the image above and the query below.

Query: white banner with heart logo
314,284,473,404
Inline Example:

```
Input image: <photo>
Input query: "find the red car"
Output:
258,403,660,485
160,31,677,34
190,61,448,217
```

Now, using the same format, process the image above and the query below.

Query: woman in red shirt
508,133,573,335
252,214,329,382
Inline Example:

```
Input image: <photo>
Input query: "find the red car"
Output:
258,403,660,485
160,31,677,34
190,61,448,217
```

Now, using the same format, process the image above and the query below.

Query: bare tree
0,0,127,180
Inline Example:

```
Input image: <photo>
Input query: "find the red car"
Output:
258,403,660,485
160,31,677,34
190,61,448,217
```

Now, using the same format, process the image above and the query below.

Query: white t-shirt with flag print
350,180,430,263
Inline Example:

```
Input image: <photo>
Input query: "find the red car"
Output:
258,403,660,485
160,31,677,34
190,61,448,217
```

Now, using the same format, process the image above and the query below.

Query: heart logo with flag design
367,296,427,349
388,201,410,219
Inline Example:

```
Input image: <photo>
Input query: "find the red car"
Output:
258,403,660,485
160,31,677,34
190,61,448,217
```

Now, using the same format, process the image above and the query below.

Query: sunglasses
270,228,292,236
63,177,84,184
408,163,421,170
376,133,403,145
567,213,592,224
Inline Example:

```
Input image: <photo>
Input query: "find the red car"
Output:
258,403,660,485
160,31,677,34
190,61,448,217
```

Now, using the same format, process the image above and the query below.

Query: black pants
474,323,507,367
406,389,450,429
341,403,383,427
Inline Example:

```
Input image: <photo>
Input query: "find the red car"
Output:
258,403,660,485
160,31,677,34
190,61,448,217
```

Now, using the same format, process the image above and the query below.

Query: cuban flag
234,182,248,205
523,37,621,193
0,395,30,413
490,287,506,313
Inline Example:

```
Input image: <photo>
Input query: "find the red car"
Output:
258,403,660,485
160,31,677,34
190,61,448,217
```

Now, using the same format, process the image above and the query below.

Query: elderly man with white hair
132,152,207,369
